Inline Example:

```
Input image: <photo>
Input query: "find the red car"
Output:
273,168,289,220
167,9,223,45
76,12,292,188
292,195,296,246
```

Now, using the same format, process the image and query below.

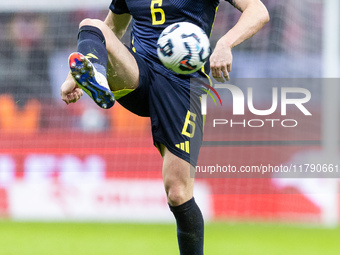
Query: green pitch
0,221,339,255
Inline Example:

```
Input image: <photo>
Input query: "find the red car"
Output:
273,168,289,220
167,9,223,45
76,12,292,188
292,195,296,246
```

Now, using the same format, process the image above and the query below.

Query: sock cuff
78,25,106,45
169,197,196,213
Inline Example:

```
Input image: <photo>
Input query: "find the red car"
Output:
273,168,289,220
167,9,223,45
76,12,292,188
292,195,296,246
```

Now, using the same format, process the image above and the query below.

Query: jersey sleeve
109,0,130,14
225,0,233,4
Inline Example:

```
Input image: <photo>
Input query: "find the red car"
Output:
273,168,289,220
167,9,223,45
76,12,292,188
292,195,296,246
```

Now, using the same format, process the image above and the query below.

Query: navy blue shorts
117,48,205,166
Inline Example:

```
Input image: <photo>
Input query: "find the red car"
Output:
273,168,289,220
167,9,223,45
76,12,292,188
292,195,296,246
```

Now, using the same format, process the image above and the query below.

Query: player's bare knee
79,18,104,29
167,187,188,206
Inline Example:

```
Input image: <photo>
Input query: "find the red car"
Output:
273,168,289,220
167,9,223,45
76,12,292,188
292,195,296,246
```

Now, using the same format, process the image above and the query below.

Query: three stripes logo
175,141,190,154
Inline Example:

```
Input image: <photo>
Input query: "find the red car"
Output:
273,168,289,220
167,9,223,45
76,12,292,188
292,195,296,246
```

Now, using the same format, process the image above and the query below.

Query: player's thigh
79,18,139,91
162,145,195,206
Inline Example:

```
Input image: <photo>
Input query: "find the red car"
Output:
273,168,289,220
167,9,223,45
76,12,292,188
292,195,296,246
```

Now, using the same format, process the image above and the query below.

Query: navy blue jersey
109,0,232,80
109,0,234,166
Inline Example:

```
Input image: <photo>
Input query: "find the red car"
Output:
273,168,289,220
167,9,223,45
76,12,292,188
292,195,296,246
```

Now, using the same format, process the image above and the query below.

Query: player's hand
210,39,233,82
60,73,83,104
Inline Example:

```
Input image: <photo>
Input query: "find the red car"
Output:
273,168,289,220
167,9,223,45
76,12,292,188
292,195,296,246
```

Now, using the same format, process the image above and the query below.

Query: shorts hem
154,139,196,167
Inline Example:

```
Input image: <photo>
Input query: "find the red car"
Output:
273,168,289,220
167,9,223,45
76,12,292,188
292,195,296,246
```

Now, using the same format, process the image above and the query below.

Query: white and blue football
157,22,211,74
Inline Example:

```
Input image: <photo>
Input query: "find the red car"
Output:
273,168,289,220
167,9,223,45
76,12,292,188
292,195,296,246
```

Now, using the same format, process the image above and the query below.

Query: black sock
169,197,204,255
77,25,108,76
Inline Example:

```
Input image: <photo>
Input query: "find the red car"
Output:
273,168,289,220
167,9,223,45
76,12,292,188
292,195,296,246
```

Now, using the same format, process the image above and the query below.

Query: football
157,22,211,74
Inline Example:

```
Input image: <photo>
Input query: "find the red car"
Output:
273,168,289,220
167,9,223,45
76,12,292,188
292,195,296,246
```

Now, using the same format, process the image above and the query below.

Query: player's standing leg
162,146,204,255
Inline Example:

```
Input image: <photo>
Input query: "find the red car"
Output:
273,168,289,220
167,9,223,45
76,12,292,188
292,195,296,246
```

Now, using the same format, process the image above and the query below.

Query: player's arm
210,0,270,81
104,11,132,40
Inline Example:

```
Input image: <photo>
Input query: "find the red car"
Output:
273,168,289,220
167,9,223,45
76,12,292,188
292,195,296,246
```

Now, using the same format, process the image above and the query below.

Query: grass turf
0,221,339,255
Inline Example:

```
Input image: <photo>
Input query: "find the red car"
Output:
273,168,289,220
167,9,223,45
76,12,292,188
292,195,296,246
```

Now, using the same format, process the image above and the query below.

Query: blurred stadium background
0,0,340,254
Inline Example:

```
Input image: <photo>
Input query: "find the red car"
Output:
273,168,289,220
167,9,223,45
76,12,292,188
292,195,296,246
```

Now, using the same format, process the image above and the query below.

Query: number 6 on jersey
151,0,165,25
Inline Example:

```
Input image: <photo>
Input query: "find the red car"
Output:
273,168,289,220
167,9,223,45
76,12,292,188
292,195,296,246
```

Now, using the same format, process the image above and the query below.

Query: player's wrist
217,35,234,50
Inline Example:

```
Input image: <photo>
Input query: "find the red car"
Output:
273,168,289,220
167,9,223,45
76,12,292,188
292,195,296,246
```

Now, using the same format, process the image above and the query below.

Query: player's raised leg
61,11,139,108
162,146,204,255
68,51,115,109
